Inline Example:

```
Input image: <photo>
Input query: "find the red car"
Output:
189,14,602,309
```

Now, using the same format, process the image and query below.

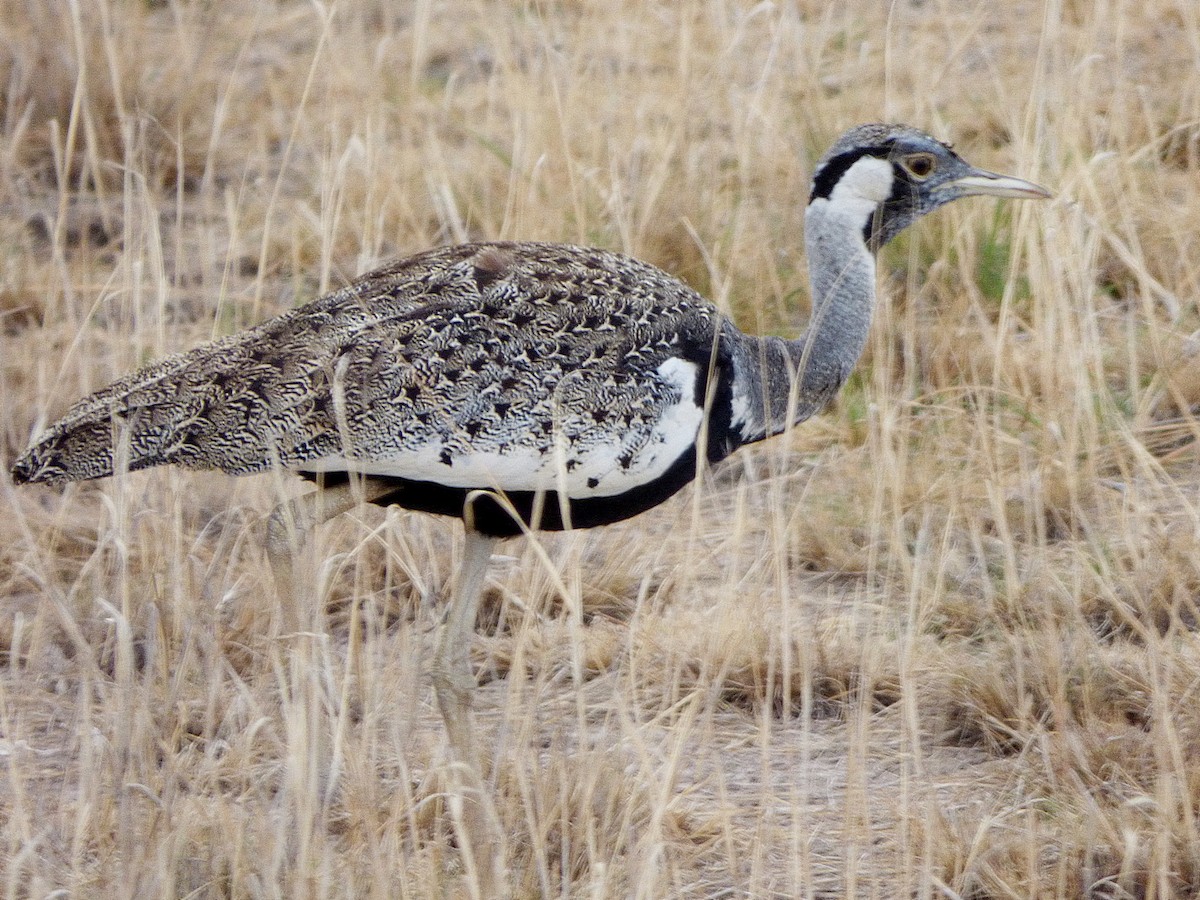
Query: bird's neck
729,192,878,443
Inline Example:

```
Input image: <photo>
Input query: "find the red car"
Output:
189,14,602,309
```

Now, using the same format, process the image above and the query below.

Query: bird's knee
431,658,477,711
264,506,296,576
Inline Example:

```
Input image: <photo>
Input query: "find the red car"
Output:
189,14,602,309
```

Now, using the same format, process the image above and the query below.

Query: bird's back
13,242,734,510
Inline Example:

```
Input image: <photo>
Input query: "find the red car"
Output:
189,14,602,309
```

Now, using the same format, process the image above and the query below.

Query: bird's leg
432,527,508,898
265,477,393,633
260,476,399,859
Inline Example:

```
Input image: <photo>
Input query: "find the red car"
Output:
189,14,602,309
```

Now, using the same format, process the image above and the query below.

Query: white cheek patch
806,156,894,239
833,155,894,204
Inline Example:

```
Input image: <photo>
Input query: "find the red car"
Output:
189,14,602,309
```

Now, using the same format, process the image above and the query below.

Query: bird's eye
902,153,936,179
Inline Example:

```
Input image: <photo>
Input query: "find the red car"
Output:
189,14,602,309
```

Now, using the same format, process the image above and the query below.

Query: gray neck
729,193,877,442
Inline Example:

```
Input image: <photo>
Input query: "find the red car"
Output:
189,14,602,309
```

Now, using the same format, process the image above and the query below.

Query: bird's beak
939,167,1053,200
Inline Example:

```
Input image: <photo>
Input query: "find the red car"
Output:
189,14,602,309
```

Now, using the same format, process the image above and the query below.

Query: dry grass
3,0,1200,896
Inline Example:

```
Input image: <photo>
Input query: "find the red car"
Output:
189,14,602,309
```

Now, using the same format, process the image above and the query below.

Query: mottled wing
13,242,721,501
301,243,721,499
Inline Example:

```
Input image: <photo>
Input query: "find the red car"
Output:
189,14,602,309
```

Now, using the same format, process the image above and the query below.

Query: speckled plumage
12,124,1049,537
14,242,749,521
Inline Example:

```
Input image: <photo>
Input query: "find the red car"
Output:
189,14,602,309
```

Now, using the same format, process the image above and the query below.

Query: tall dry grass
2,0,1199,896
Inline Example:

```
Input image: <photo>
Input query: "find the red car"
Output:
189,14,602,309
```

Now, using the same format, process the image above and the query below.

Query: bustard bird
12,123,1048,890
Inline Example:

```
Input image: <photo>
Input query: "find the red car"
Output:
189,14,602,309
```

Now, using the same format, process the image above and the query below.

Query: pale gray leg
261,477,400,865
266,482,508,894
265,477,394,633
432,528,508,898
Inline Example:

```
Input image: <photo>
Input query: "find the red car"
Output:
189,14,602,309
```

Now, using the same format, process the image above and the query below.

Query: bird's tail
11,349,215,486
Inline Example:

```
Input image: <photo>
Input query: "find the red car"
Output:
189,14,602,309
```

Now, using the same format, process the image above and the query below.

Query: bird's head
808,123,1051,250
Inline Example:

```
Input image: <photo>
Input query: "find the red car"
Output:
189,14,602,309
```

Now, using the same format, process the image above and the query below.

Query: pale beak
940,168,1053,200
